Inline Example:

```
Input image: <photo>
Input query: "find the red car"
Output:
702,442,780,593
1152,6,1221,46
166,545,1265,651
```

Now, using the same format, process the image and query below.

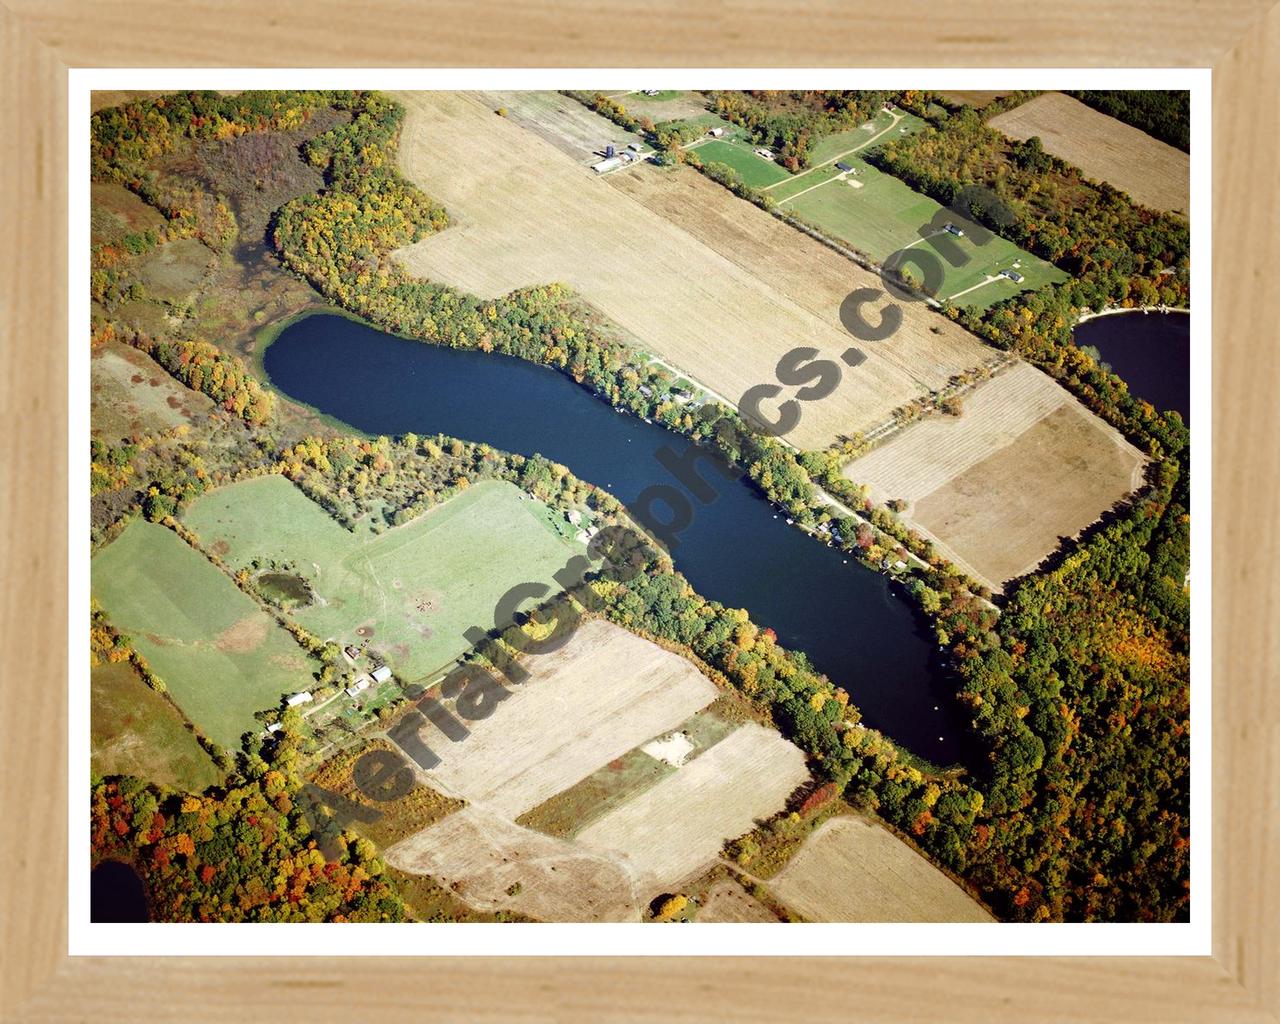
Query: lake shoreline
263,312,973,763
1075,304,1190,325
1072,308,1190,420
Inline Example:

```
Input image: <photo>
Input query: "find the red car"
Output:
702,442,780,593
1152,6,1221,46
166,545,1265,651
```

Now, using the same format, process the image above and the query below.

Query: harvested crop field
92,339,212,439
606,161,1002,430
412,619,719,819
391,91,992,447
384,806,640,921
695,877,778,923
575,723,809,890
474,91,645,163
990,92,1189,215
516,706,738,838
843,362,1146,589
91,520,317,749
770,816,994,922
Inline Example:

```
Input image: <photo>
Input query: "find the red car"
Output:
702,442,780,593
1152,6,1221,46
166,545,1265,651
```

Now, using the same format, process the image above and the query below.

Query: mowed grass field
769,816,994,922
392,91,995,445
91,660,222,791
990,91,1190,216
693,138,791,188
766,113,1066,309
843,362,1146,590
183,476,587,683
91,521,316,749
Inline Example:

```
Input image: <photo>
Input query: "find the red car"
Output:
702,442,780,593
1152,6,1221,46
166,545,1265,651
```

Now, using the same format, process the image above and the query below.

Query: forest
91,731,405,922
867,107,1190,307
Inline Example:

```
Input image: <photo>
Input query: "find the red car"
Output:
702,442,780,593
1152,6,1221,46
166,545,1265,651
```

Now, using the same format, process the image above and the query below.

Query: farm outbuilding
371,665,393,683
592,151,636,174
286,691,313,708
345,675,372,697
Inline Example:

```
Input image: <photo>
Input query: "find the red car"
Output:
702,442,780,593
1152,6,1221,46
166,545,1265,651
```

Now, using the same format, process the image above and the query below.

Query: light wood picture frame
2,2,1276,1019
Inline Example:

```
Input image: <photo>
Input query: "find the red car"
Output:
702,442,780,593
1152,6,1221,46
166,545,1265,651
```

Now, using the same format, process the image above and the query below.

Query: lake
90,860,149,923
264,313,970,764
1073,310,1190,421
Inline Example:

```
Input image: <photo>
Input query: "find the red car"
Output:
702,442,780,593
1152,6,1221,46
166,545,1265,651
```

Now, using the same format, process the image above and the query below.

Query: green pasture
777,155,1066,308
693,139,791,188
656,112,730,133
91,660,223,792
183,476,588,684
805,107,910,165
91,521,317,750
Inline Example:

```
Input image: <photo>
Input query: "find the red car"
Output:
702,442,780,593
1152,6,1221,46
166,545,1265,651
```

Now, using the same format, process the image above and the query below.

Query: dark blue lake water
264,313,969,763
90,860,148,923
1074,311,1190,421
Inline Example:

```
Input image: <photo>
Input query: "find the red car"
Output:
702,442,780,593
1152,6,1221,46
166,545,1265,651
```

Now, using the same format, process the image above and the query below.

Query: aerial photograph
87,87,1191,926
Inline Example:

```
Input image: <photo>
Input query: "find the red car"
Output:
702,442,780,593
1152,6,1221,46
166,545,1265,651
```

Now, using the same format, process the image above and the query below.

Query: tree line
95,320,274,426
704,91,897,170
1067,90,1191,152
866,105,1190,305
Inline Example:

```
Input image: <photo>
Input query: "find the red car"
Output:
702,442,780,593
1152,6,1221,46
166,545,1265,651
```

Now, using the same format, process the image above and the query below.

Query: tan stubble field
391,90,995,449
990,92,1189,216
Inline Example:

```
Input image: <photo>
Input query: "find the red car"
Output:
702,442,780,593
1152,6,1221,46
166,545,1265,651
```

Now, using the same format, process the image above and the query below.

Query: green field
660,111,735,133
776,164,1066,308
693,139,791,188
92,521,317,749
805,107,907,165
91,660,223,792
183,476,589,684
765,110,921,202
